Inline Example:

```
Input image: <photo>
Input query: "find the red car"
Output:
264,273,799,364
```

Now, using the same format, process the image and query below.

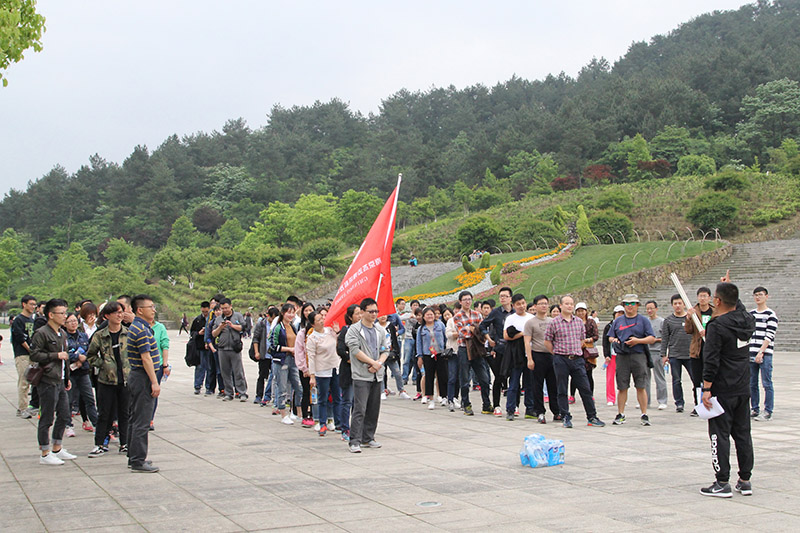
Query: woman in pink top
306,309,341,437
294,303,315,427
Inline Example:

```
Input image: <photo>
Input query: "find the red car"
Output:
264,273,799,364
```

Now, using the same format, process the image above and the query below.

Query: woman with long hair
416,306,448,410
294,302,315,428
64,313,97,436
270,303,303,425
443,307,460,411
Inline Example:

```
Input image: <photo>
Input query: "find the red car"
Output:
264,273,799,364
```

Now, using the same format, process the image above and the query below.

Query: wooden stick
670,272,704,332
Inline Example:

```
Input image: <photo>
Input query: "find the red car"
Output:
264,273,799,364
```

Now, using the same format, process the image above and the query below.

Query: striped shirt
453,309,484,347
749,307,778,360
127,317,161,370
544,314,585,356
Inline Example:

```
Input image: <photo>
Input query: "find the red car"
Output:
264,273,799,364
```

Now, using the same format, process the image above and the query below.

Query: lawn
396,249,549,297
514,240,723,298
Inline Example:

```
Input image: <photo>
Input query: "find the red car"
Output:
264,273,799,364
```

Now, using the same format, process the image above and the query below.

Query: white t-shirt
505,312,534,336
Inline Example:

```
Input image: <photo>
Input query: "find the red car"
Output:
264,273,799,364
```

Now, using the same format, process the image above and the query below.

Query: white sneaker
421,396,428,404
399,391,411,399
493,406,502,417
607,401,614,406
327,418,335,428
658,404,667,410
314,422,321,431
428,401,435,410
40,453,64,466
65,426,76,438
440,397,447,406
281,416,294,425
289,413,299,421
54,448,76,460
380,392,387,400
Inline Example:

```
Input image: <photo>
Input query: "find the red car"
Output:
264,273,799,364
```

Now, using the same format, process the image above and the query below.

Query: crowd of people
10,276,776,494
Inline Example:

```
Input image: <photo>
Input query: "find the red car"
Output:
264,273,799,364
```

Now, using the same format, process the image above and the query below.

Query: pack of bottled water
519,433,565,468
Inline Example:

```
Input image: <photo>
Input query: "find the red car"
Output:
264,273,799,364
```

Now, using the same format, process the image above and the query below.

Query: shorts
616,352,648,389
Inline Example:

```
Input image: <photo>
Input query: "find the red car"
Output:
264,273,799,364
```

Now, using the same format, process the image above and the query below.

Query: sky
0,0,751,197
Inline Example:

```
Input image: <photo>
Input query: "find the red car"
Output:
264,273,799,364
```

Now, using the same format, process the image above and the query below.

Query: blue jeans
273,358,302,411
457,347,490,409
750,356,773,414
669,358,692,408
194,349,209,390
339,383,353,432
402,338,416,381
447,356,460,401
383,359,404,392
68,372,98,426
205,350,224,393
505,366,533,415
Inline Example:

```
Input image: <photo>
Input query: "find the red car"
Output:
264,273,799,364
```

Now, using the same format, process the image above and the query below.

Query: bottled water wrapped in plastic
520,433,564,468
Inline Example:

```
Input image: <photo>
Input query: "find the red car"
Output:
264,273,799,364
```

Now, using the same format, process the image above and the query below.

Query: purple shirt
544,315,585,356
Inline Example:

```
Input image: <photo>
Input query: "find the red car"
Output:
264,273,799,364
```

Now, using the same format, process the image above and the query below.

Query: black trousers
553,354,597,421
486,346,506,408
422,354,448,397
128,369,155,467
690,355,704,406
255,358,271,399
37,381,70,449
708,394,753,483
299,372,312,419
570,364,595,397
96,382,129,447
531,351,560,416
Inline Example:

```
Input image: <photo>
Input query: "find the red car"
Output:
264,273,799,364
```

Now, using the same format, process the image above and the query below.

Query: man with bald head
544,295,605,428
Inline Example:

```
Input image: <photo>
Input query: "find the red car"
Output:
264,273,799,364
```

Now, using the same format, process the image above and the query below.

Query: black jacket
190,313,207,350
703,301,756,396
337,326,352,387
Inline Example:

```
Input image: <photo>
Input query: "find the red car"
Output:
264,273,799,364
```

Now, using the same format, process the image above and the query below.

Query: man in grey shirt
645,300,667,409
661,294,693,413
345,298,389,454
212,298,248,402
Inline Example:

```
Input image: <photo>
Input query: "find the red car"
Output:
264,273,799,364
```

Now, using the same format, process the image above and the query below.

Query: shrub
676,154,716,177
480,252,491,269
588,210,633,244
583,164,614,184
576,205,596,245
456,215,503,253
551,175,580,191
490,262,502,284
462,255,476,273
751,208,784,226
705,168,750,191
511,219,565,248
687,192,739,234
596,189,634,213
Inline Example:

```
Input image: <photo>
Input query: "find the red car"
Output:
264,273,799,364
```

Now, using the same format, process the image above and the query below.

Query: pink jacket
306,328,340,375
294,329,308,372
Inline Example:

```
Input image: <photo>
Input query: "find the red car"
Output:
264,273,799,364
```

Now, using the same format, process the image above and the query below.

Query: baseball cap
613,305,625,313
575,302,588,310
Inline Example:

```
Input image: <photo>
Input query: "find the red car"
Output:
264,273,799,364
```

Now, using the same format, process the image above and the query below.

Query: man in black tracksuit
694,281,756,498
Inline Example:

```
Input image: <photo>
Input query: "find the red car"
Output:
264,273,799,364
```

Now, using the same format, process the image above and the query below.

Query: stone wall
561,244,733,312
732,214,800,243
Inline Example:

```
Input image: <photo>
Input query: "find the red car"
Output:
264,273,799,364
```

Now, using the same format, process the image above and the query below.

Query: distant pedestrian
748,286,778,421
179,313,189,335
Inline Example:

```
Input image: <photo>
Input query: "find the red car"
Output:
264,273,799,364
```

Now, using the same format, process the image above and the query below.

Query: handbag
25,363,47,386
582,346,599,360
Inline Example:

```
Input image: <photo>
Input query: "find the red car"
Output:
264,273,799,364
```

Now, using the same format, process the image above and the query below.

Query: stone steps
639,239,799,348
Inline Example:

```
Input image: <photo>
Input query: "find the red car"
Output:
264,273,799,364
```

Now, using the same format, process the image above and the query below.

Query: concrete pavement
1,328,799,532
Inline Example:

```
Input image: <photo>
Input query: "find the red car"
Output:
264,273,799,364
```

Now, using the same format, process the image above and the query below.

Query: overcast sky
0,0,750,197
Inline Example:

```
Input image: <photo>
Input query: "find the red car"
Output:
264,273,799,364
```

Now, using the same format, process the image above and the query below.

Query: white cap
613,305,625,313
575,302,588,310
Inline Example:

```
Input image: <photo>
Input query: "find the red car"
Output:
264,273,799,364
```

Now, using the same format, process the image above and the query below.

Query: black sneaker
131,462,160,473
734,480,752,496
676,406,684,413
690,409,699,417
641,414,651,426
750,409,759,418
464,405,474,416
700,481,732,498
88,446,106,458
118,444,128,455
587,417,605,427
506,412,515,421
194,389,201,395
553,414,563,422
563,416,573,428
613,413,626,425
481,406,493,415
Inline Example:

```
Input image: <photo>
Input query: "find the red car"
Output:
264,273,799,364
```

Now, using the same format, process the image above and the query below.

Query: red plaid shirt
453,308,484,347
544,314,584,356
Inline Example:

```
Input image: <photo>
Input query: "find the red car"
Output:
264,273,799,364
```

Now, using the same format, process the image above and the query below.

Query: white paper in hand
696,396,725,420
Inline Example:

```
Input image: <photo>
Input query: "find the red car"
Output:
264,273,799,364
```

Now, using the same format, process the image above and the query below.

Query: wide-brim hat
621,293,640,304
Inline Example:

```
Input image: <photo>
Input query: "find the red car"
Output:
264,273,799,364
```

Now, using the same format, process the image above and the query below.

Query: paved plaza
2,329,799,532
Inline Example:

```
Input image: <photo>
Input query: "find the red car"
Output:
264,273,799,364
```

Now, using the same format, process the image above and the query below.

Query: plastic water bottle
311,386,318,405
664,363,669,374
163,364,172,382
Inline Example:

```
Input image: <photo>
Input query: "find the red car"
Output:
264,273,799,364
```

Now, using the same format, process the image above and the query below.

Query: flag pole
375,173,402,302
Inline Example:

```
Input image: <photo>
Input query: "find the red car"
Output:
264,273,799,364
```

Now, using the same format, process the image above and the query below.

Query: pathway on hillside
323,261,460,300
640,238,800,346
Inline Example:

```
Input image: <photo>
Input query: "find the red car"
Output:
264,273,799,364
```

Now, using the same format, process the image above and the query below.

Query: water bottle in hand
311,386,318,405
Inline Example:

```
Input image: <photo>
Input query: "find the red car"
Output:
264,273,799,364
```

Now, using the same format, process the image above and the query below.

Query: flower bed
400,242,569,303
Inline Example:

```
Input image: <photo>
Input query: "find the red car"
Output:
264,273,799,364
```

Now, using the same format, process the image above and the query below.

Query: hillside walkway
2,328,800,532
324,261,460,300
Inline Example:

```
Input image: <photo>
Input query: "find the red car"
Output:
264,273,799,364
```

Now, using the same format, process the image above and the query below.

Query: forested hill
2,0,800,257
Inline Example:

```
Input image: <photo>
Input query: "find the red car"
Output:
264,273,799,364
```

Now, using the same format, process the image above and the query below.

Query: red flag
325,176,400,327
